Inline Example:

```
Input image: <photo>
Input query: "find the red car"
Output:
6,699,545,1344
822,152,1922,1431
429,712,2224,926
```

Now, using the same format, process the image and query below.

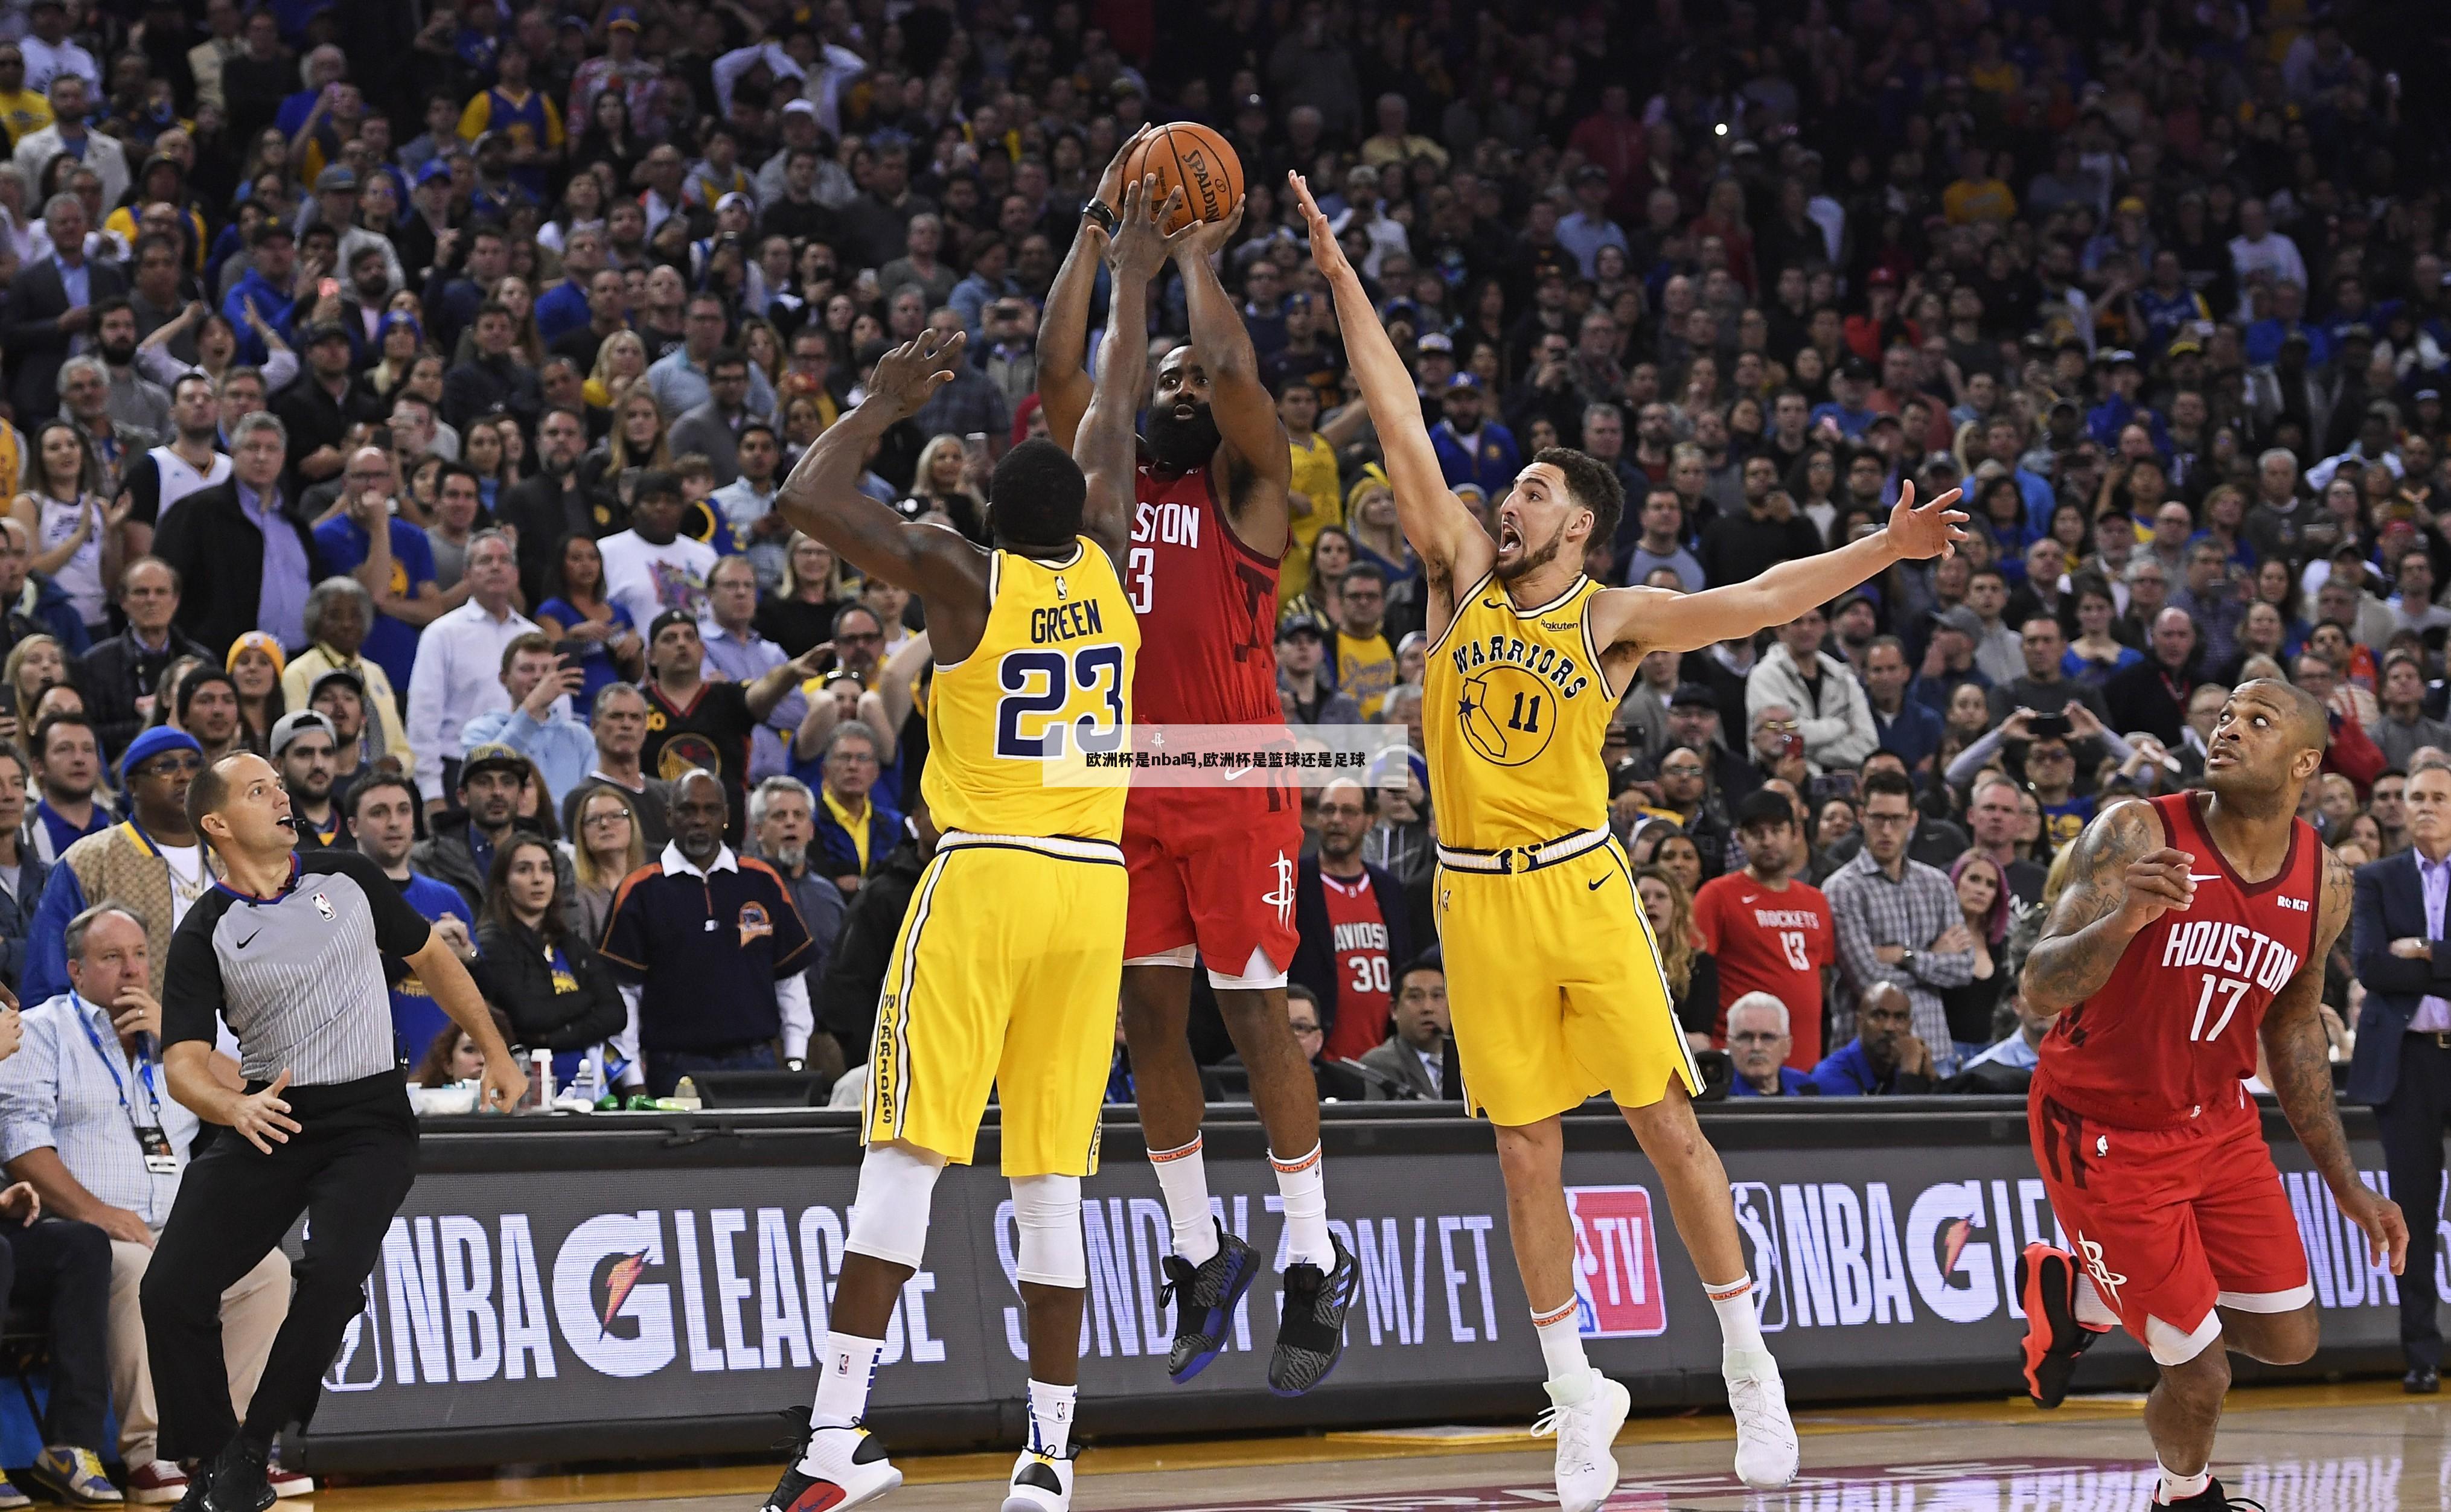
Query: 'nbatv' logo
1456,668,1559,767
1564,1185,1666,1338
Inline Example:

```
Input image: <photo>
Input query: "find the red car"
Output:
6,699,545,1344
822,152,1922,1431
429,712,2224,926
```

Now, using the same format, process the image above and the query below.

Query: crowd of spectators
0,0,2424,1478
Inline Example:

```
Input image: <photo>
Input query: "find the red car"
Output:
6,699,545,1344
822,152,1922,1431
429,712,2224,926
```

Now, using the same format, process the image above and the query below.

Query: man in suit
1357,952,1453,1100
152,412,321,653
11,75,126,211
2349,756,2451,1394
2,190,126,422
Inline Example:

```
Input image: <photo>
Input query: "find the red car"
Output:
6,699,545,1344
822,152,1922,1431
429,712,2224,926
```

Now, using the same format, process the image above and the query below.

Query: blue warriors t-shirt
388,871,470,1067
312,515,438,695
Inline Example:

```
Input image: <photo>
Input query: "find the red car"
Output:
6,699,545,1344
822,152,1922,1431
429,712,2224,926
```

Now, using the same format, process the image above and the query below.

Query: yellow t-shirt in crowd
1337,630,1396,721
1281,431,1343,608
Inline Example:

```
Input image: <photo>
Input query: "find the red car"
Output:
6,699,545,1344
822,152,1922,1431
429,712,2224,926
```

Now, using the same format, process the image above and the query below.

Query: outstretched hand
862,329,964,424
1108,176,1192,285
1885,479,1970,561
1286,171,1352,282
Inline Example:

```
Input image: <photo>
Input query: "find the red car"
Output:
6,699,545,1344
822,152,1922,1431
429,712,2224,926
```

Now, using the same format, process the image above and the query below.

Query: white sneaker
999,1447,1074,1511
1531,1371,1629,1512
1725,1350,1800,1488
761,1422,902,1512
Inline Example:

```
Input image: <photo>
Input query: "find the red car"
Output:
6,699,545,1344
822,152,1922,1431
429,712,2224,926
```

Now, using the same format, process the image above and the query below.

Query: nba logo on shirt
1565,1185,1667,1338
313,892,335,920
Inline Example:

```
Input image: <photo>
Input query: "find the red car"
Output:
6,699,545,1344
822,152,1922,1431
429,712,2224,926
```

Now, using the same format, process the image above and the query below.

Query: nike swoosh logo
1481,599,1504,610
1741,895,1760,904
1587,878,1606,890
1224,765,1251,782
236,931,261,949
2186,874,2220,882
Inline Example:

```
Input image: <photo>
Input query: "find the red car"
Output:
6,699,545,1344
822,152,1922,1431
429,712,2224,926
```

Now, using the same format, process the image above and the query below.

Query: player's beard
1492,519,1565,584
1145,399,1221,472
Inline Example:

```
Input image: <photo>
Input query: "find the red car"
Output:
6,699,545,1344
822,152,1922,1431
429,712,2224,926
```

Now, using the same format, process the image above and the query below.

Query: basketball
1123,121,1244,233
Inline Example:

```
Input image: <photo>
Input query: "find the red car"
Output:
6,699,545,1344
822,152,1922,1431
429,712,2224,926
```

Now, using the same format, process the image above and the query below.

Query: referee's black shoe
1160,1222,1259,1383
1268,1231,1360,1397
199,1440,275,1512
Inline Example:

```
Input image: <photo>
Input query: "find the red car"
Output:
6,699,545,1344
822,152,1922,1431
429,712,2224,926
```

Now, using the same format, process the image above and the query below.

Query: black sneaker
1268,1231,1359,1397
2017,1242,2102,1409
198,1441,273,1512
1160,1222,1260,1383
2152,1476,2265,1510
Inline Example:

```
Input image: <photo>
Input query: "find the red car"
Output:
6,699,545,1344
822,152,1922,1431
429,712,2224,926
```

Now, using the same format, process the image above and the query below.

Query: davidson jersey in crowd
1125,462,1282,728
2035,792,2322,1131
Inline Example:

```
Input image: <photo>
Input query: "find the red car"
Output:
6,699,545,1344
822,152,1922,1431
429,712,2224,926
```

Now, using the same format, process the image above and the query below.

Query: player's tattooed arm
2018,799,2190,1012
2264,848,2409,1273
1078,179,1190,572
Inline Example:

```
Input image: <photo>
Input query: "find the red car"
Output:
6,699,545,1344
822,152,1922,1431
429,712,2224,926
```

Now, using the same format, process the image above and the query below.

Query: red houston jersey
1125,462,1283,727
2035,792,2324,1132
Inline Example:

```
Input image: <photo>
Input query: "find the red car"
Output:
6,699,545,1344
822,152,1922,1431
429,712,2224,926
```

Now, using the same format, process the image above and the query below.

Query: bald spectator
1810,982,1936,1095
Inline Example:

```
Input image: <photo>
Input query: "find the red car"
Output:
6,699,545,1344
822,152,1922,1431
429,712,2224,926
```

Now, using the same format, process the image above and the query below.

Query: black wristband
1080,199,1117,235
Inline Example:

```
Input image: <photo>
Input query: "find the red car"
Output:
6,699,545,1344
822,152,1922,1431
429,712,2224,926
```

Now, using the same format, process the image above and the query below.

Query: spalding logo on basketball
1458,666,1559,767
1124,122,1245,235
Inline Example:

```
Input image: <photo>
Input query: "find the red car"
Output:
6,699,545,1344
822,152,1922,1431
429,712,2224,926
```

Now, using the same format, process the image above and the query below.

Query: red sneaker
124,1463,189,1507
2017,1241,2103,1408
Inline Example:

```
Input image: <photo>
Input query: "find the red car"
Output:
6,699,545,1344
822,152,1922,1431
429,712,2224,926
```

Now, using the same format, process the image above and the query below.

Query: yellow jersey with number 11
1424,572,1615,850
922,541,1139,842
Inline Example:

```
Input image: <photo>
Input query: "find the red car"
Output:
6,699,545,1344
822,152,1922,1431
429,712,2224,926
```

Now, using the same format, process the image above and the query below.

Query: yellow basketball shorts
1433,837,1702,1126
863,832,1126,1176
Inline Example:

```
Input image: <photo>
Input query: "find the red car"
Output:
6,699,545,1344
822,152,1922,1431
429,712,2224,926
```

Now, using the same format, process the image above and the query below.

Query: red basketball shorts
2030,1089,2313,1365
1121,780,1303,986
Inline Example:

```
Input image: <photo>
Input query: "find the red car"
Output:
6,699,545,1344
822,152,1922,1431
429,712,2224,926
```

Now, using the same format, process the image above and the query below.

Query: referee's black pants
141,1073,417,1463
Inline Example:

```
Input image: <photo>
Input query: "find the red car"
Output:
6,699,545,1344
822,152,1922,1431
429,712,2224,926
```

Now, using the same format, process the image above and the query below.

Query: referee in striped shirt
143,753,525,1512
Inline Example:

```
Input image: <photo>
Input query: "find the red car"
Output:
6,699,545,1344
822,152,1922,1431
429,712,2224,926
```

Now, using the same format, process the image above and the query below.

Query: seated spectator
0,904,298,1503
1357,951,1453,1100
598,769,814,1097
280,578,413,780
814,796,934,1071
746,776,847,1077
0,972,117,1507
22,726,209,1006
27,711,111,864
1810,981,1937,1095
458,633,593,803
410,744,573,920
473,834,625,1088
77,559,209,763
1724,992,1817,1097
1285,983,1372,1102
810,719,899,895
270,710,344,849
1952,988,2056,1087
560,681,673,852
0,746,45,992
349,771,478,1065
1289,779,1411,1065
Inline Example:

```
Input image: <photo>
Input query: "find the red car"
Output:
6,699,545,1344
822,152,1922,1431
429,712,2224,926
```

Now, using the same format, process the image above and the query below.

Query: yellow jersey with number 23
1424,572,1615,850
922,541,1139,843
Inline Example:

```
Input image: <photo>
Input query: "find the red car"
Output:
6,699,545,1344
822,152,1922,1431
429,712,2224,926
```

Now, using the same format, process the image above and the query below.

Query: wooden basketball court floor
309,1380,2444,1511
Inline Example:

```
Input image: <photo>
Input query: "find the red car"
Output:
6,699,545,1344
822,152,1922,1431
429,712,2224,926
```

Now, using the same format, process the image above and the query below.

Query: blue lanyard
74,995,162,1128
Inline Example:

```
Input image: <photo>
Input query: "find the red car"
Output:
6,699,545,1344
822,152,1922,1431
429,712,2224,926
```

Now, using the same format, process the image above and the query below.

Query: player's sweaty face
1494,463,1574,576
2205,688,2298,782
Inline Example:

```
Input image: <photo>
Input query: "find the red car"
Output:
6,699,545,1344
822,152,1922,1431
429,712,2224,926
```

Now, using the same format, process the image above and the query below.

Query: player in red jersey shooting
1038,130,1358,1394
2016,678,2406,1511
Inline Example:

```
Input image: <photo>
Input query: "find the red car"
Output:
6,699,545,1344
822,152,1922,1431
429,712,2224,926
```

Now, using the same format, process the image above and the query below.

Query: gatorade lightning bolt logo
1264,851,1296,929
598,1250,651,1336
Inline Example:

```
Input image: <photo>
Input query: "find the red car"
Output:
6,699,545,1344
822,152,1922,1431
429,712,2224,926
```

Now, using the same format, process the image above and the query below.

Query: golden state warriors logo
1457,665,1561,767
656,734,721,782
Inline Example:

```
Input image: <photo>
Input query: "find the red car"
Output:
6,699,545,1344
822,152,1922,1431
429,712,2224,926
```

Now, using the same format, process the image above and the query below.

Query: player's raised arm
2261,847,2408,1272
1289,170,1483,589
1602,480,1970,656
1078,179,1192,570
2018,798,2195,1012
772,330,992,657
1040,126,1154,450
1174,197,1291,508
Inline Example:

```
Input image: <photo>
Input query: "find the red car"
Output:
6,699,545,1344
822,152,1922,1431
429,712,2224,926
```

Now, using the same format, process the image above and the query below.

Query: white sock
2156,1461,2210,1504
1271,1143,1332,1268
2073,1272,2118,1329
809,1332,884,1432
1703,1274,1768,1363
1533,1300,1590,1394
1025,1379,1076,1458
1149,1136,1219,1265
